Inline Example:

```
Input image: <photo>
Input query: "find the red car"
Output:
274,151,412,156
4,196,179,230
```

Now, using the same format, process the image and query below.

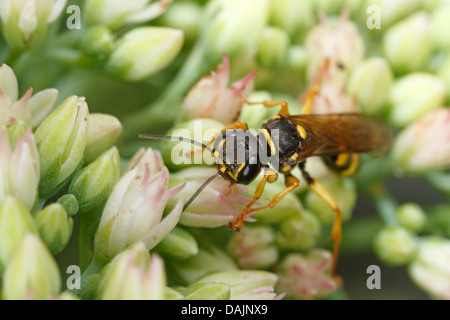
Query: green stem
75,258,104,300
78,214,93,272
119,40,207,143
367,183,398,226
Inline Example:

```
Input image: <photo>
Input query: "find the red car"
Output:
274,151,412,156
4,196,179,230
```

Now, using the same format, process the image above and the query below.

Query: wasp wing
287,113,393,157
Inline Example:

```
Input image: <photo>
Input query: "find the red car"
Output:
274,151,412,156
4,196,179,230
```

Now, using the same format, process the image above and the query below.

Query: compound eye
237,154,261,185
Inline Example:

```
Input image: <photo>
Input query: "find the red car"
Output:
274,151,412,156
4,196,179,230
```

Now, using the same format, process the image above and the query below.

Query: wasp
140,71,393,280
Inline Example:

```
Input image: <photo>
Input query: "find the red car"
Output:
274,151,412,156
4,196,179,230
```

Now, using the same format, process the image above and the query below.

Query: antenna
139,134,214,153
183,171,221,211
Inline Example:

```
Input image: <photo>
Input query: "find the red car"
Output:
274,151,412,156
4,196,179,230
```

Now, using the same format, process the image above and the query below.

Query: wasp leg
237,95,291,115
299,162,342,283
187,121,249,157
231,174,300,231
228,169,278,231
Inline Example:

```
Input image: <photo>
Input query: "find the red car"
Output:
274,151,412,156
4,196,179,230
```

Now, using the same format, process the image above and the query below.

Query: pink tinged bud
173,168,252,228
305,12,365,81
0,126,12,202
392,108,450,173
9,128,40,211
277,250,339,300
182,54,256,125
94,149,185,263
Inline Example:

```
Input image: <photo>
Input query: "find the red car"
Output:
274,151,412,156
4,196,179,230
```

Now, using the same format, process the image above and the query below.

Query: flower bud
269,0,315,38
348,57,394,115
197,270,280,300
57,193,79,217
0,196,38,271
69,147,121,213
183,282,231,300
98,242,166,300
6,119,28,148
430,5,450,51
409,237,450,299
166,245,237,285
388,73,446,127
161,119,223,171
278,210,322,251
0,126,40,211
154,226,198,260
391,108,450,173
305,177,356,225
305,13,365,80
204,0,270,58
439,53,450,98
94,148,184,264
366,0,422,27
257,26,290,68
0,0,67,49
182,54,256,125
238,91,276,131
171,167,251,228
58,291,81,300
80,26,115,59
286,45,308,74
35,96,89,198
228,226,279,269
85,0,172,31
373,226,417,266
396,203,426,233
277,250,338,300
106,27,184,81
2,234,60,300
0,64,58,127
34,203,73,255
382,12,432,74
160,2,202,43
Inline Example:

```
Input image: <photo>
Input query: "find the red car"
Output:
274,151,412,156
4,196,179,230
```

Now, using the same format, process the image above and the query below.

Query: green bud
27,88,59,128
348,58,394,115
382,12,432,74
166,245,237,285
429,5,450,51
184,282,231,300
0,0,66,50
204,0,270,58
154,226,198,260
367,0,422,28
69,147,121,213
165,287,184,300
257,26,290,67
98,242,166,300
278,210,321,251
196,270,279,300
34,203,73,255
409,237,450,299
305,177,356,225
161,118,224,171
269,0,315,38
6,119,29,148
388,73,446,127
228,226,279,269
81,26,115,58
2,234,61,300
286,45,308,74
58,291,81,300
57,194,79,217
84,113,122,164
396,203,426,233
0,196,38,271
438,53,450,100
373,226,417,266
106,27,184,81
238,91,275,131
161,2,202,43
35,96,89,198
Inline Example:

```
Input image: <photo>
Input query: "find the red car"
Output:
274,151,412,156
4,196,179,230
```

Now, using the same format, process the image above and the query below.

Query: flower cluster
0,0,449,301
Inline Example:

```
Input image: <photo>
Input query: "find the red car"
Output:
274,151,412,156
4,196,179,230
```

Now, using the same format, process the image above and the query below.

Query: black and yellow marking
323,152,359,176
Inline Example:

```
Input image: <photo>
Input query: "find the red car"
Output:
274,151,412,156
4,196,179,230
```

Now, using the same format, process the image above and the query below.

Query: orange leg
302,58,330,115
238,95,291,115
230,174,300,232
299,162,342,283
228,168,278,231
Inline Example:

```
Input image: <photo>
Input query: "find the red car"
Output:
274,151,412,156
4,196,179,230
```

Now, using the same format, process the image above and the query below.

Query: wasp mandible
140,65,393,279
